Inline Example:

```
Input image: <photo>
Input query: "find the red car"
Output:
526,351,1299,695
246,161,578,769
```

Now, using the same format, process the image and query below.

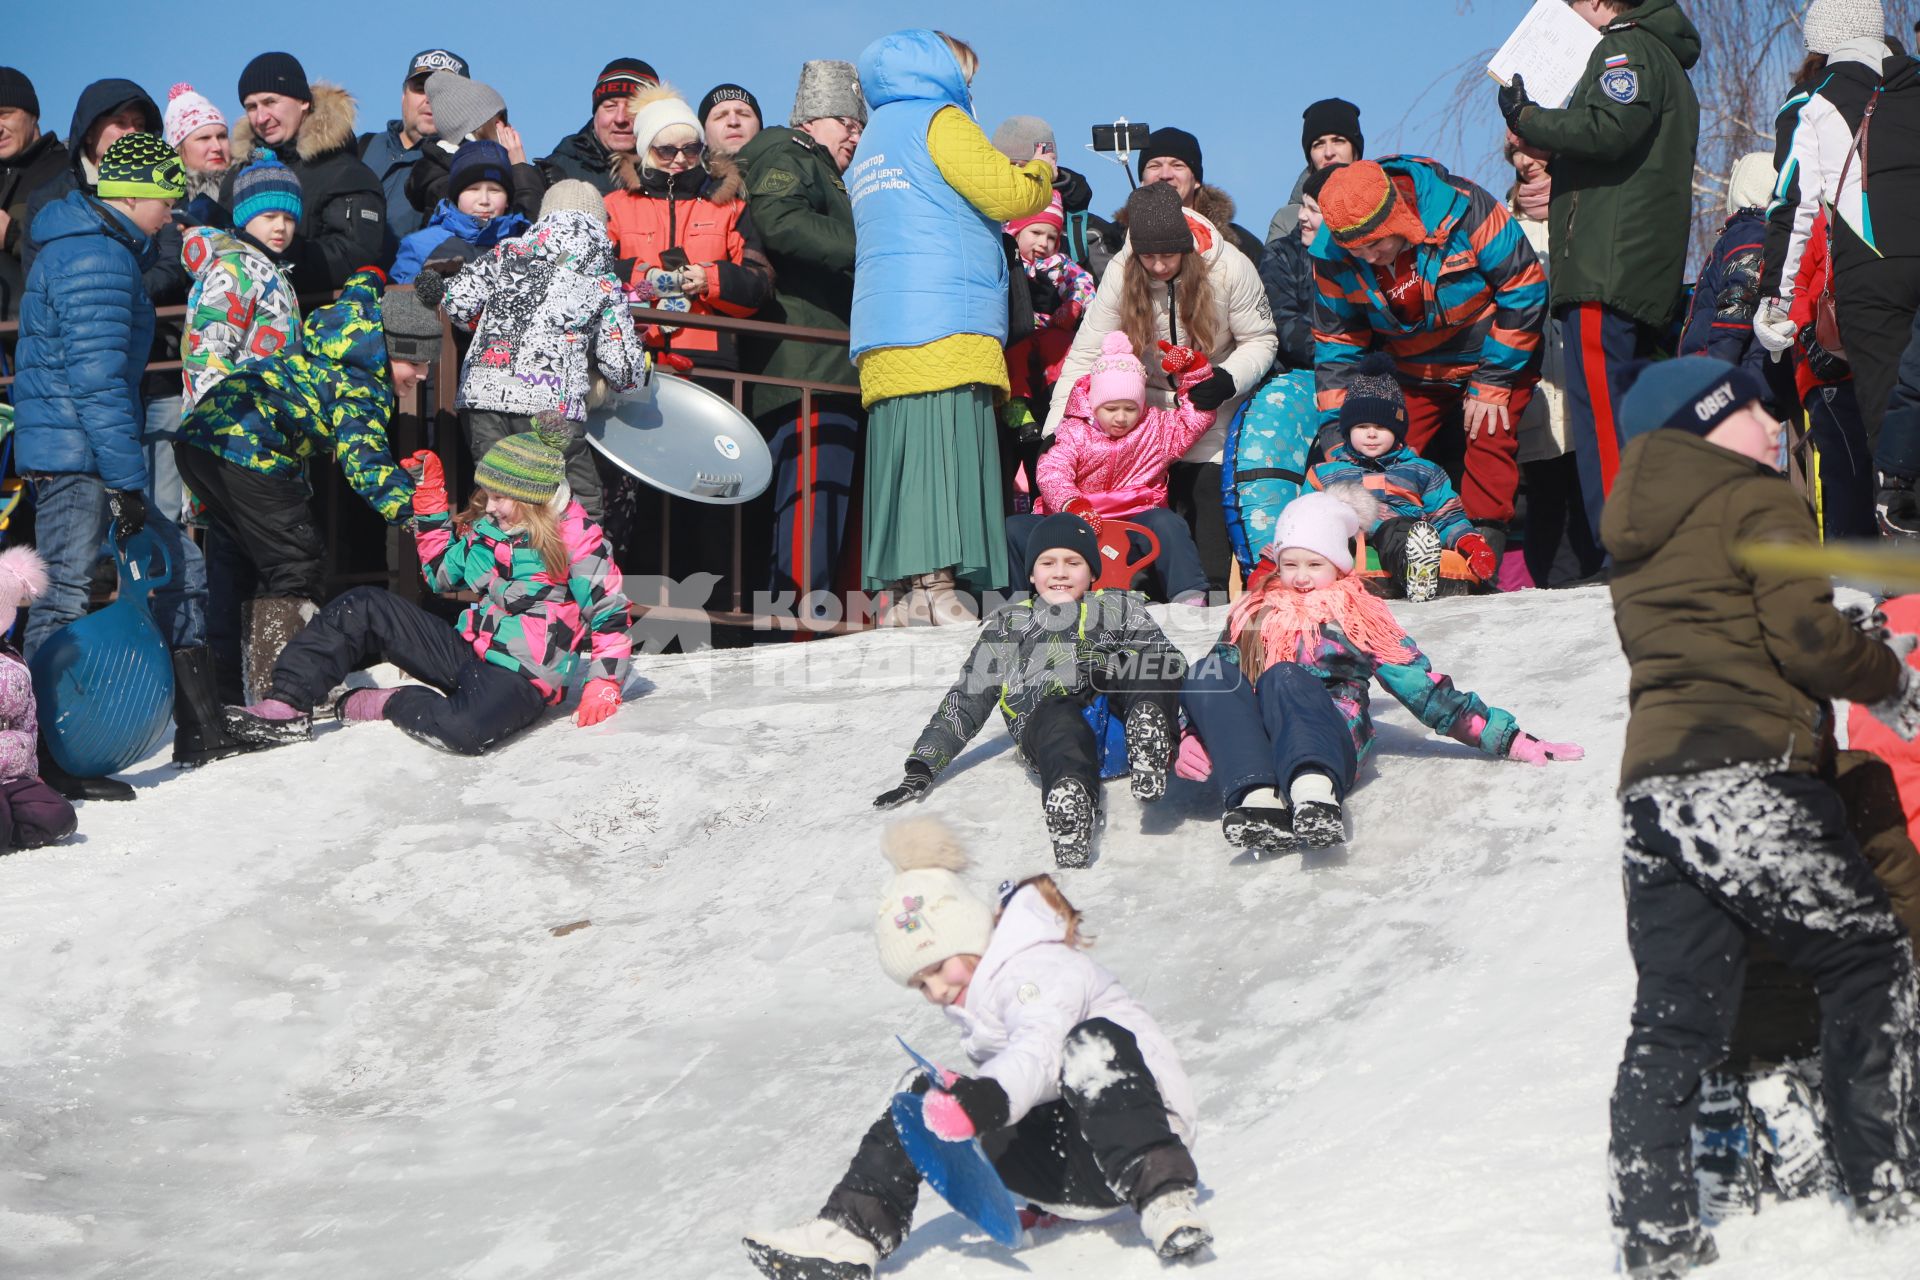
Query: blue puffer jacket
13,191,155,491
390,201,530,284
848,28,1007,360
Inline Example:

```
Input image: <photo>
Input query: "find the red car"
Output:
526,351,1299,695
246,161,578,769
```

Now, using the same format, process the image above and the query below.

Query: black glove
1798,322,1851,382
106,489,147,545
1027,271,1062,315
945,1074,1012,1132
1186,367,1236,411
874,760,935,810
1498,74,1535,131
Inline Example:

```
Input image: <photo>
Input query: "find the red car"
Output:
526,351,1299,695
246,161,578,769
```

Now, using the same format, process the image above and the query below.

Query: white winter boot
742,1217,879,1279
1288,771,1345,848
1139,1185,1212,1259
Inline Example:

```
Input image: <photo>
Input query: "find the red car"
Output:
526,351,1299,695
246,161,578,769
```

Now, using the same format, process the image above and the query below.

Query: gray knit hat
383,269,445,364
991,115,1054,162
539,179,607,223
1124,182,1194,256
1803,0,1886,54
427,70,507,142
790,60,865,127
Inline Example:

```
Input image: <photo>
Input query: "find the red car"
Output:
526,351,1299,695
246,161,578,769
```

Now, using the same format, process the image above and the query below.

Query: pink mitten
923,1090,977,1142
1508,733,1584,766
1175,729,1213,782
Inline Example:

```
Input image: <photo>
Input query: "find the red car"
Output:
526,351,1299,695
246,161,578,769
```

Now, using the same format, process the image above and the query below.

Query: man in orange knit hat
1309,157,1547,568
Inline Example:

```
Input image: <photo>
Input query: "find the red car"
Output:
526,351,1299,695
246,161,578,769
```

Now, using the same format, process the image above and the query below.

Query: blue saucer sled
30,531,175,778
889,1038,1024,1248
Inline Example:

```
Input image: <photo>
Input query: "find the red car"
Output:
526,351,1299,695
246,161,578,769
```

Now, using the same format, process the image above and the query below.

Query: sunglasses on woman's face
650,142,706,162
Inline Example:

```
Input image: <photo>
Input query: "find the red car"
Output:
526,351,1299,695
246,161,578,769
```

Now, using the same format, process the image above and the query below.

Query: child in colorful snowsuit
1308,352,1497,600
175,267,433,703
180,149,302,413
440,182,651,522
1601,356,1920,1277
389,139,531,284
1006,332,1215,602
1003,195,1098,483
223,424,633,755
743,818,1209,1278
0,548,77,853
873,514,1185,868
1182,487,1580,856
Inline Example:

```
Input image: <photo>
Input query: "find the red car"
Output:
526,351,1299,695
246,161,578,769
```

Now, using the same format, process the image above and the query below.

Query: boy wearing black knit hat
1307,353,1495,599
1130,125,1264,265
871,512,1187,868
1601,355,1920,1274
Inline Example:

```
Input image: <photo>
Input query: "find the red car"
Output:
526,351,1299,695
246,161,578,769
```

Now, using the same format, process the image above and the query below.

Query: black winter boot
36,738,134,802
1124,702,1173,802
1877,472,1920,540
1222,788,1297,857
1044,778,1097,868
171,647,257,767
1621,1229,1718,1279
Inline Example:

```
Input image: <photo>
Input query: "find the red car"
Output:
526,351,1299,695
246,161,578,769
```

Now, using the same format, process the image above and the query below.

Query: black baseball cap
407,49,470,82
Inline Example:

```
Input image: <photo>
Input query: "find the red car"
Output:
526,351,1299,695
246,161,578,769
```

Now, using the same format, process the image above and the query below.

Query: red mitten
1457,532,1497,582
574,677,622,728
1064,498,1104,536
404,449,447,516
1157,339,1198,376
1051,299,1084,328
658,352,695,374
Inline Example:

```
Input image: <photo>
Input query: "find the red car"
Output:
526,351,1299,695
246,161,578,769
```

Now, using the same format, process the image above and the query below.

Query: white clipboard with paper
1487,0,1605,110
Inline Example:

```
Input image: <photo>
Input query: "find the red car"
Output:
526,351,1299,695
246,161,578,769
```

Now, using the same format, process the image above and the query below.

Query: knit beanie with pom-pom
381,268,445,364
539,179,607,224
873,817,995,985
1087,330,1148,411
1269,487,1381,573
163,83,226,149
0,546,50,636
1338,352,1409,446
476,418,574,505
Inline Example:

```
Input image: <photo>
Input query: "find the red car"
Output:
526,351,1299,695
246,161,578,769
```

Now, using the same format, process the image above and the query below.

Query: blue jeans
1181,657,1357,807
23,472,208,660
143,395,186,525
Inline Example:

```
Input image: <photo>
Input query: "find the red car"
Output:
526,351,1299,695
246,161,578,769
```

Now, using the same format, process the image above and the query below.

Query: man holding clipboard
1498,0,1701,552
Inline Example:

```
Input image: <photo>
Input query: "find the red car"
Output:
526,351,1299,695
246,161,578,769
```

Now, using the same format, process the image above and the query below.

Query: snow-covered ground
2,585,1917,1279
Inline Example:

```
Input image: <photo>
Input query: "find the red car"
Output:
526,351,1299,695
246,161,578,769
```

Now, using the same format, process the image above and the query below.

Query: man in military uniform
734,60,867,627
1499,0,1702,545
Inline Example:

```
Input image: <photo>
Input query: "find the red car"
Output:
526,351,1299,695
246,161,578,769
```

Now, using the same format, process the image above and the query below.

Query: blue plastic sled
889,1038,1024,1248
1081,697,1129,781
31,530,175,778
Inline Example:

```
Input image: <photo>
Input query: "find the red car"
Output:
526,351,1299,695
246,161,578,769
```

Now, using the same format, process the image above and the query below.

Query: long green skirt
862,385,1008,591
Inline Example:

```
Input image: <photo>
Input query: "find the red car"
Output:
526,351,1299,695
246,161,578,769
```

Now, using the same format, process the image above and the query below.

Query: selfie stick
1088,117,1142,189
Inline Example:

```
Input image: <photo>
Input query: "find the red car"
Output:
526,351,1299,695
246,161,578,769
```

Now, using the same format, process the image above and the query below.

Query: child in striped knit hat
223,419,633,754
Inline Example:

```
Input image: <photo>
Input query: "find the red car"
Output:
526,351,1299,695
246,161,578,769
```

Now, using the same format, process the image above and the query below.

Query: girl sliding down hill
1182,487,1581,855
223,424,632,754
743,818,1209,1278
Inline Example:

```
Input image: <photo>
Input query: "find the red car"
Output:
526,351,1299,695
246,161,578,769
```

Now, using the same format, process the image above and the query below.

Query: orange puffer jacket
604,154,773,370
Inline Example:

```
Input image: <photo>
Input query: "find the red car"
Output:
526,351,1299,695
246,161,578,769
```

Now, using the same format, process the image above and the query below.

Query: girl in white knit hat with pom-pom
0,547,78,852
744,816,1208,1277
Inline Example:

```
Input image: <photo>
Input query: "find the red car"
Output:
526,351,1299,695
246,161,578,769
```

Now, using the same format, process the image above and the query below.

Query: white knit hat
872,817,995,986
1268,487,1378,573
1725,152,1778,216
0,546,49,635
630,88,703,163
538,179,607,224
163,82,226,149
1803,0,1887,55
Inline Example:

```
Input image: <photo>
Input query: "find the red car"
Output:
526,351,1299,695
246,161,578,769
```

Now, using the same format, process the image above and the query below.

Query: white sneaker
1140,1186,1212,1259
742,1217,879,1279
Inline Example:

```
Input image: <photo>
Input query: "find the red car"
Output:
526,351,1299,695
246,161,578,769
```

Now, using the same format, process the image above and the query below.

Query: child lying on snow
223,424,632,755
1180,487,1581,857
872,514,1184,869
742,818,1209,1278
1308,352,1497,600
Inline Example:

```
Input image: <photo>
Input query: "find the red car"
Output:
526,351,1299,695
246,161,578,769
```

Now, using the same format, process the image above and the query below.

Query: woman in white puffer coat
743,817,1209,1279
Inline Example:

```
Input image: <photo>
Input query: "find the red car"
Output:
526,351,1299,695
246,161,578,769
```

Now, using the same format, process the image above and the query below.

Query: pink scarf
1227,572,1408,670
1515,175,1552,223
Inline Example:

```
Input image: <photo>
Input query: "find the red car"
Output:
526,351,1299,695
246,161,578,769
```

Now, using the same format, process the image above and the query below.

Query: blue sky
12,0,1526,231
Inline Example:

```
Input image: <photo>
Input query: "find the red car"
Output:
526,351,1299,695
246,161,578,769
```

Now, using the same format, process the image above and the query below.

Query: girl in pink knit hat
1178,487,1581,856
1006,331,1216,601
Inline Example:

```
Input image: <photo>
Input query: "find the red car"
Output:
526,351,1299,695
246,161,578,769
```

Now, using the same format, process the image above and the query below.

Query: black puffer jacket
536,124,621,196
0,130,68,320
1257,231,1315,371
222,83,386,293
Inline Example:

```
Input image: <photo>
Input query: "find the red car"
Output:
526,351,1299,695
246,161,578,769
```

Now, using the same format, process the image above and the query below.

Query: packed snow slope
2,586,1917,1280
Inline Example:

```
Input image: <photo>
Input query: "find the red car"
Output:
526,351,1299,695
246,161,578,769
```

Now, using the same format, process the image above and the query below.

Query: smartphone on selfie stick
1089,119,1152,188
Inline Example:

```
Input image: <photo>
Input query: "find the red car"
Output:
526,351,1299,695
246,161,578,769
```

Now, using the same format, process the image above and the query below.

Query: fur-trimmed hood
610,150,745,205
232,82,359,165
1112,182,1237,231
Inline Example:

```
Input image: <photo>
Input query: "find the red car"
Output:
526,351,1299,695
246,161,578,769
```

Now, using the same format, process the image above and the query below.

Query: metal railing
1,299,866,635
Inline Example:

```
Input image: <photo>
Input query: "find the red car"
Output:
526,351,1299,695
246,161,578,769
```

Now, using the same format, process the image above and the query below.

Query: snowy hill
2,585,1916,1279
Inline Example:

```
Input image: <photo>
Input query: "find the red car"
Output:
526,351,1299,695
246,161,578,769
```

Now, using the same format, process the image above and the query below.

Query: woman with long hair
1045,181,1277,594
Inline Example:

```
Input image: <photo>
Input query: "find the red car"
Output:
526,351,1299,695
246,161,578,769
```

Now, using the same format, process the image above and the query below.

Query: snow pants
762,407,861,614
269,586,548,756
1520,453,1604,588
1806,381,1878,541
1166,462,1233,593
0,776,76,853
1019,685,1179,799
1836,255,1920,453
1402,378,1536,525
1181,657,1357,809
821,1019,1199,1257
1611,767,1919,1240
